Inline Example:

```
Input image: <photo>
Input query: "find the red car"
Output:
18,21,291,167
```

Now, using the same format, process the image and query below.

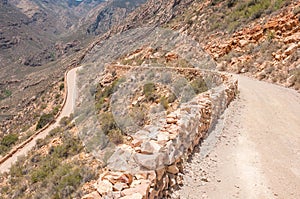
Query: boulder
96,180,113,195
82,191,102,199
164,141,176,165
167,165,179,174
156,167,166,181
133,130,150,140
121,180,150,198
165,52,179,62
157,131,169,144
113,182,126,191
134,153,161,170
238,39,248,47
140,140,161,154
120,193,143,199
284,43,298,56
284,32,300,43
287,75,296,87
176,173,184,185
103,172,133,185
149,188,158,199
131,139,142,147
107,147,134,171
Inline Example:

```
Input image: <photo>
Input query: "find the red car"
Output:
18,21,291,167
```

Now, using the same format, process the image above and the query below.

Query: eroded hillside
166,0,300,90
1,0,300,198
0,0,146,156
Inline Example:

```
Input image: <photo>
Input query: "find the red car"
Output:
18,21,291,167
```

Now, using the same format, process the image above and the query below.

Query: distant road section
0,68,77,173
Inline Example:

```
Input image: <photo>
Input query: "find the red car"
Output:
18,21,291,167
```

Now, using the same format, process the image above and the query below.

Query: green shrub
31,158,60,183
55,93,61,99
59,116,71,127
53,105,61,115
100,113,115,134
95,78,122,111
36,138,47,148
49,127,63,137
210,0,223,6
3,123,95,199
227,0,237,8
59,83,65,91
1,133,18,147
0,89,12,100
50,135,83,158
36,113,54,130
143,82,156,102
160,96,169,109
0,145,8,155
167,93,177,103
107,129,124,145
10,163,23,178
294,6,300,15
31,167,49,183
191,77,208,94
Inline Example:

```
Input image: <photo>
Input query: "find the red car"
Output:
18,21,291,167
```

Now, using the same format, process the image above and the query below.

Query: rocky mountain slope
96,0,194,38
1,0,300,198
166,0,300,90
90,0,300,90
9,0,106,35
0,0,146,155
87,0,147,35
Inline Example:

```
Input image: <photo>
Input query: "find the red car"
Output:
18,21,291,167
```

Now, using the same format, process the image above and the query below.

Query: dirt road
0,68,77,173
177,75,300,199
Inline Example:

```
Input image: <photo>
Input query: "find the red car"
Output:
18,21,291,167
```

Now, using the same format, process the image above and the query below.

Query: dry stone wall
83,73,238,199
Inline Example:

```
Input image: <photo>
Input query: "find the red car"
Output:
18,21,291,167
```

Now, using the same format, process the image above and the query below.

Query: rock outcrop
87,0,147,35
166,0,300,91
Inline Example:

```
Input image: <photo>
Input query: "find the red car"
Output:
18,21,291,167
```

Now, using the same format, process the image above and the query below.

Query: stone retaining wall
83,73,238,199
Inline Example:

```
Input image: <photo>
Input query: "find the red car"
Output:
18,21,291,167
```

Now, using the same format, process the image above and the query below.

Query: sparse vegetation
100,112,117,135
100,112,124,144
167,93,177,103
143,82,156,102
1,117,97,199
0,89,12,100
225,0,291,32
0,133,19,155
36,113,55,130
107,129,124,145
191,77,209,94
95,78,122,111
169,0,292,34
59,115,73,127
160,96,169,109
130,106,147,127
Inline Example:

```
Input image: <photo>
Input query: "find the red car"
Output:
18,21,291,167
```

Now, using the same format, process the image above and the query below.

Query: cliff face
9,0,106,35
104,0,194,35
87,0,147,35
